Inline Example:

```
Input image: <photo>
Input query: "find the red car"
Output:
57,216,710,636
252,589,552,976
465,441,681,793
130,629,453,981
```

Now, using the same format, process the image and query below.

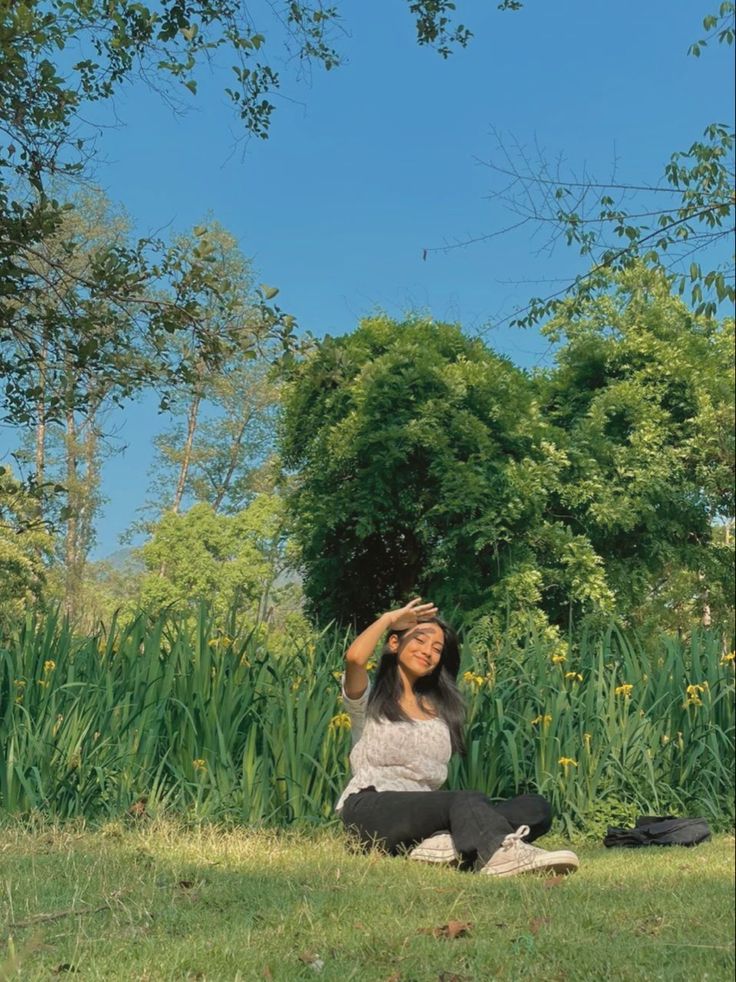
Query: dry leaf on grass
298,951,325,972
438,973,471,982
543,875,566,888
262,966,273,980
529,916,550,935
419,920,473,940
178,880,195,890
128,797,148,818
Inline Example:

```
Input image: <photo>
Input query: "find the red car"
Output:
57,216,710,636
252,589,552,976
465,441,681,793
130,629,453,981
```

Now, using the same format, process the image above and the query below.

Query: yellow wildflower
530,714,552,727
366,661,376,672
684,682,707,708
14,679,26,688
558,757,578,771
564,672,583,683
463,671,485,689
43,660,56,673
52,714,64,736
193,759,207,772
614,683,633,698
721,651,735,665
583,732,592,750
328,713,352,733
332,670,343,682
551,653,567,665
240,655,251,669
37,679,48,689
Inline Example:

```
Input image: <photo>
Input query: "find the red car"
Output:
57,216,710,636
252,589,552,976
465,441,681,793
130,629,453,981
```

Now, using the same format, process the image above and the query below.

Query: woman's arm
344,598,438,699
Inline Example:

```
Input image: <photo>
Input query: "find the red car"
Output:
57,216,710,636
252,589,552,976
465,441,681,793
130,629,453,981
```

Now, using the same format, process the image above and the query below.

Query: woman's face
392,622,445,681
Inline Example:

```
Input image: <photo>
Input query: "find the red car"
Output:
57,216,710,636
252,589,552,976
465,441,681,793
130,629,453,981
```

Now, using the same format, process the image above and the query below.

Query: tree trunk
77,409,101,571
172,373,204,514
212,415,250,512
35,342,47,487
63,396,79,618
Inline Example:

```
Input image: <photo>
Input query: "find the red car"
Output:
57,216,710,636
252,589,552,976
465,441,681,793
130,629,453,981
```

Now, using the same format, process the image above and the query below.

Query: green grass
1,821,733,981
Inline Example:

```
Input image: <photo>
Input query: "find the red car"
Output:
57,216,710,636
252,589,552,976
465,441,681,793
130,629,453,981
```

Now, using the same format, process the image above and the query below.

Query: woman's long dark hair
366,616,466,755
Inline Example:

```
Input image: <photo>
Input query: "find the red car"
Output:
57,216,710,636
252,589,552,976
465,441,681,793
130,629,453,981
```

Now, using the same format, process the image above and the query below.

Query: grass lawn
0,821,733,981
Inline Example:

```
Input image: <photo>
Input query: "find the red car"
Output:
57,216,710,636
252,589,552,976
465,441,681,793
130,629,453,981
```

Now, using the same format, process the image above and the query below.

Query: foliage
134,495,293,626
0,466,53,618
279,299,734,633
280,315,551,626
141,349,281,521
536,263,735,634
0,610,732,829
460,619,735,833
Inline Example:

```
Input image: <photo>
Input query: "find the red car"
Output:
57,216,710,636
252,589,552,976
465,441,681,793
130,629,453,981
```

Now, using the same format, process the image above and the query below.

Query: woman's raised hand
386,597,438,632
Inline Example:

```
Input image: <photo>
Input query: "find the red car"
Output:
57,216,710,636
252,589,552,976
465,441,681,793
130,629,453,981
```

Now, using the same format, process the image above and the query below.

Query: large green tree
280,316,551,626
135,223,281,521
536,263,735,633
134,495,292,625
0,466,53,618
280,295,734,634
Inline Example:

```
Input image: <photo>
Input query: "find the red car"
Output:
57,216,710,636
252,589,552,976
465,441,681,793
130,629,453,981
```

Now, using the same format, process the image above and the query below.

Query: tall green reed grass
454,622,735,834
1,608,733,832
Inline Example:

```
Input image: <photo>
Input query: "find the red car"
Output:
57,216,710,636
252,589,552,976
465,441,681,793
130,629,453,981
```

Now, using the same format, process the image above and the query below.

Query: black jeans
341,789,552,871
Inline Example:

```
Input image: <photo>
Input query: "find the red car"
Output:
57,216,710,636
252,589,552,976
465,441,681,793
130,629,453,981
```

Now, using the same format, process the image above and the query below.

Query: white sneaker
408,832,460,864
480,825,579,877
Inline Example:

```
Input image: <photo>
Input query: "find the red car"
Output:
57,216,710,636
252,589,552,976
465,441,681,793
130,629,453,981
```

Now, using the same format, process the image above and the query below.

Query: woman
337,597,579,876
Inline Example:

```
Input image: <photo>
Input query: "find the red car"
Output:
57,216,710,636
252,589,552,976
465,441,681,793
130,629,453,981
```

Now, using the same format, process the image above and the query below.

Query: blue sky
2,1,733,558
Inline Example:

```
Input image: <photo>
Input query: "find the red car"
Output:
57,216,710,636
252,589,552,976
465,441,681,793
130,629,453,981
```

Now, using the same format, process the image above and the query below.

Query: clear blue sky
1,0,733,558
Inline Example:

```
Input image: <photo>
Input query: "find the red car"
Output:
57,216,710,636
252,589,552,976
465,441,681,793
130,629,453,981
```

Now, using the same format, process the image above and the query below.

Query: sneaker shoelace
499,824,531,850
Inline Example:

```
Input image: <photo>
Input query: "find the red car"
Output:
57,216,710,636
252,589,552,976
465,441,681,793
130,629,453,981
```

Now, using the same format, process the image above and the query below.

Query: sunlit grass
1,820,733,981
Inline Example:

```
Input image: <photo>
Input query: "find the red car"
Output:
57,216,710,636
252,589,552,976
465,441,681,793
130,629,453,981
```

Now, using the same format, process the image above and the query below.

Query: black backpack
604,815,711,848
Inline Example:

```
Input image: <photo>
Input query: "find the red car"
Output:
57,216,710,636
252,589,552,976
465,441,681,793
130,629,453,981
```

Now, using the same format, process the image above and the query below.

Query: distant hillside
96,547,145,573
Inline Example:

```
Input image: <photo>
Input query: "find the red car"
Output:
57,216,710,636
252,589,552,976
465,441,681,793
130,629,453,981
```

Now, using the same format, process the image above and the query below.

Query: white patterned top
335,675,452,813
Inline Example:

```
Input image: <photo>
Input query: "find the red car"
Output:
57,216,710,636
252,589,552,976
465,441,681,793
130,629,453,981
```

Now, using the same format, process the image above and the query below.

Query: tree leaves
281,287,734,633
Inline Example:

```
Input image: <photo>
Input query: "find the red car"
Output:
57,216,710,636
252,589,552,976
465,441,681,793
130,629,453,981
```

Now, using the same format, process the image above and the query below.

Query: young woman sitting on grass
337,597,580,877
